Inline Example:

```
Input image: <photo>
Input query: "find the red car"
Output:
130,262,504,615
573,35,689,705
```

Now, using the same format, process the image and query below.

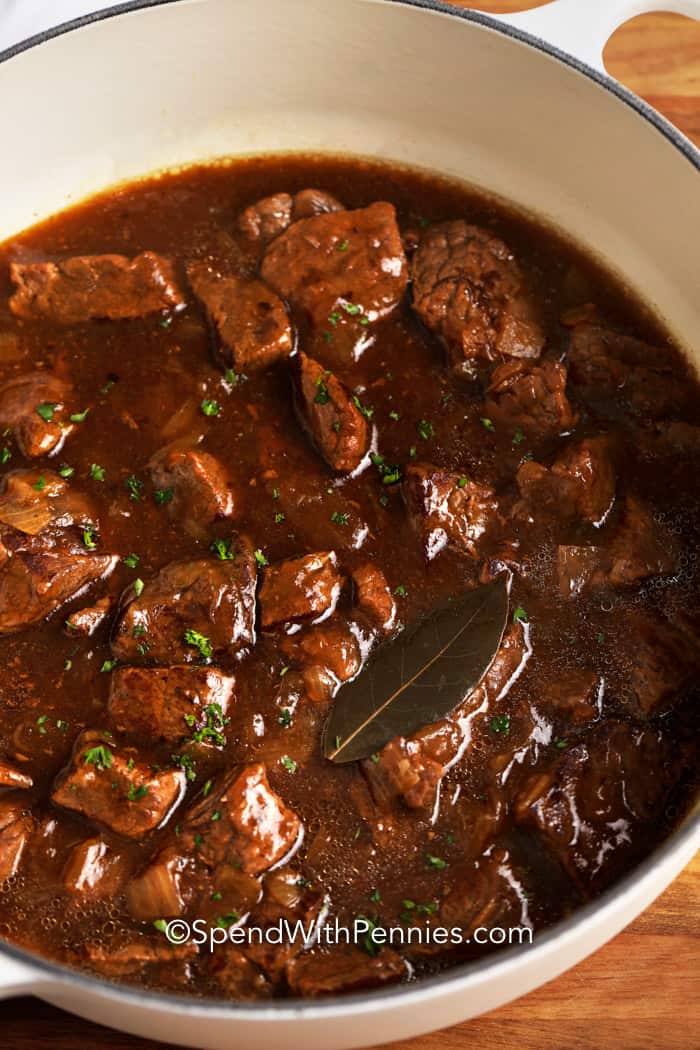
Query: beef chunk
439,850,525,936
261,202,408,334
279,619,363,701
150,447,235,537
293,352,370,472
0,371,73,457
182,763,301,875
0,798,34,882
259,551,343,629
238,188,343,244
606,495,676,587
516,437,616,526
556,544,604,599
108,665,235,744
9,252,185,323
0,470,116,634
211,949,272,999
0,757,33,789
362,737,445,812
187,261,293,374
51,730,185,838
403,463,501,561
111,540,256,664
514,722,674,887
567,323,692,419
244,867,326,979
351,562,396,631
485,360,578,439
548,669,601,726
62,837,130,897
84,939,195,980
623,614,698,719
65,595,113,636
411,221,545,376
285,946,407,996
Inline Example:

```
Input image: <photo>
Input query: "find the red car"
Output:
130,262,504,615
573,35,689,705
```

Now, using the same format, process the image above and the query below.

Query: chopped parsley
555,738,569,750
416,419,434,441
512,606,529,624
481,417,495,432
278,708,292,728
36,403,56,422
314,372,331,405
36,714,48,735
126,784,149,802
394,585,408,598
33,475,46,492
153,919,168,934
100,659,118,673
83,745,113,771
123,552,139,569
456,477,469,489
211,538,235,561
512,426,525,446
330,511,349,526
82,527,98,549
341,301,363,317
154,487,174,505
200,399,221,417
133,578,145,598
191,702,228,747
352,394,374,420
58,464,74,479
184,628,213,664
274,511,285,524
388,410,400,421
202,779,213,797
70,408,90,424
337,239,350,252
90,463,106,482
254,548,269,568
490,714,511,735
0,447,10,465
171,752,197,782
370,453,402,486
426,854,447,871
124,474,143,501
281,755,297,774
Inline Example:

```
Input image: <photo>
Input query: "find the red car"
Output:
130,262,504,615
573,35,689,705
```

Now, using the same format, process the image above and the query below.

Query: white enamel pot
0,1,699,1046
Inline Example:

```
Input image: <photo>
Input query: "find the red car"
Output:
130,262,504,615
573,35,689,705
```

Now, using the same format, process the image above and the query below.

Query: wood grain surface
1,3,698,1048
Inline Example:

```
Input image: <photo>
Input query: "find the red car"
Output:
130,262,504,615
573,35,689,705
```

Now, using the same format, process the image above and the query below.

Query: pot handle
0,951,39,998
488,0,700,74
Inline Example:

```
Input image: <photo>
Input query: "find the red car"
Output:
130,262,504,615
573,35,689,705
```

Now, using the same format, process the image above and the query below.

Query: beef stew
0,154,697,1000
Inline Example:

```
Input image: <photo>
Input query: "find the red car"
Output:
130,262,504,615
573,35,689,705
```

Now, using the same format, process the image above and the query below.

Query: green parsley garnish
83,745,113,771
127,784,149,801
281,755,297,774
254,549,269,568
512,427,525,446
100,659,118,673
394,585,408,598
82,527,98,549
124,474,143,500
490,714,511,735
481,418,495,432
352,394,374,420
456,477,469,489
201,399,221,417
90,463,106,482
512,606,529,624
133,578,145,598
417,419,434,441
70,408,90,423
211,538,235,561
426,854,447,870
0,447,10,465
36,403,56,422
123,552,139,569
33,475,46,492
337,239,350,252
184,628,213,664
154,487,174,505
58,464,74,479
331,511,349,526
278,709,292,728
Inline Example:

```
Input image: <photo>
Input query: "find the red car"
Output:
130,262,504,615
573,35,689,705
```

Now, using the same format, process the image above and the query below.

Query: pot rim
0,0,697,1020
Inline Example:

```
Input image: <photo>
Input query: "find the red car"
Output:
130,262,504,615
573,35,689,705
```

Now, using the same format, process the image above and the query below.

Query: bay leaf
324,573,509,763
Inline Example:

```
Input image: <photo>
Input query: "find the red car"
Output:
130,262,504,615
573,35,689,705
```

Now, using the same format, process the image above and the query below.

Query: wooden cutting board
1,3,698,1048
